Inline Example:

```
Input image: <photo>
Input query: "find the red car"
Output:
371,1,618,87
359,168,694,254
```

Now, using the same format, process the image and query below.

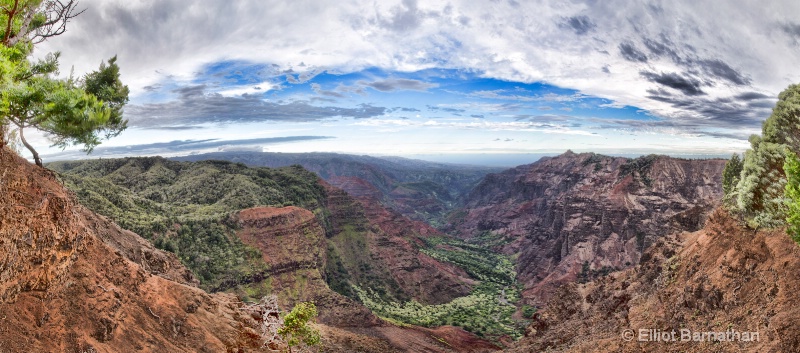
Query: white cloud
217,83,274,97
35,0,800,134
352,117,599,135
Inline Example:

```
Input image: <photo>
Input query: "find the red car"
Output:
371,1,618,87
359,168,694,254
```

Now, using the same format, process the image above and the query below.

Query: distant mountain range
173,151,504,227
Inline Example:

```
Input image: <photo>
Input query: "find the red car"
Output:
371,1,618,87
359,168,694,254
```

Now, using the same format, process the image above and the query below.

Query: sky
21,0,800,166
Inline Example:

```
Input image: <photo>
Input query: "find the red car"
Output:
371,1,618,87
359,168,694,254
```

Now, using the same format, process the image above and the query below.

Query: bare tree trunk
17,126,41,167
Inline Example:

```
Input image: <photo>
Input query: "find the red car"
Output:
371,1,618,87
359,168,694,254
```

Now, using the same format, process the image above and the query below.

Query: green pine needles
0,1,129,167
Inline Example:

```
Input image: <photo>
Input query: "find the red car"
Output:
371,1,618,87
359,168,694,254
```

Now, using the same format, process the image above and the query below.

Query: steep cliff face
508,209,800,353
449,152,725,304
0,148,266,352
234,206,380,327
321,179,474,305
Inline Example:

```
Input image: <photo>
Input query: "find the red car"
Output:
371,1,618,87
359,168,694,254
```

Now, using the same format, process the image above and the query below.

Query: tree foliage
277,302,320,352
730,84,800,229
721,153,743,196
784,151,800,243
0,1,128,167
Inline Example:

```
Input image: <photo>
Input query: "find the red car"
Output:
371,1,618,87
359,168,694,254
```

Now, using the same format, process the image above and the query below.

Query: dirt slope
0,147,268,352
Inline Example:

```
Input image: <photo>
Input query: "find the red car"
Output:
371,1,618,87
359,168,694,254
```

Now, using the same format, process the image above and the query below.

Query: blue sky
27,0,800,166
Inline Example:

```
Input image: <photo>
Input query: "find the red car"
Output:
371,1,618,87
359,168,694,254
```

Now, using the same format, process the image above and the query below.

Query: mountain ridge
447,152,726,305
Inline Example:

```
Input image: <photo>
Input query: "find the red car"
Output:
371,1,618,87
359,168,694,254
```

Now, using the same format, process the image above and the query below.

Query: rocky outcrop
449,152,726,304
507,209,800,353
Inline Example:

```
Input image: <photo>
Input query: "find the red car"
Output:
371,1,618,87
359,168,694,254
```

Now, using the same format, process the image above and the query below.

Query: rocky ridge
0,147,268,352
449,152,726,304
507,209,800,352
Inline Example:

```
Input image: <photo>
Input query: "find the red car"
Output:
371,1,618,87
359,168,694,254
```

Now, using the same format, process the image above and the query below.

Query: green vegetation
722,153,743,197
727,84,800,233
356,282,521,341
577,261,618,284
521,304,537,318
353,234,524,341
420,235,516,285
784,151,800,243
51,157,327,292
0,1,129,167
278,302,321,353
325,223,407,302
620,154,658,186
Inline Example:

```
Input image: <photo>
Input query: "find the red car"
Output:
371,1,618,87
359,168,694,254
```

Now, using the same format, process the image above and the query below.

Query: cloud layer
29,0,800,159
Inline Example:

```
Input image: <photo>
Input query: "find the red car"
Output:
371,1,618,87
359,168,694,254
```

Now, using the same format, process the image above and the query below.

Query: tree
722,153,743,196
731,84,800,228
784,151,800,244
0,1,128,167
277,302,320,353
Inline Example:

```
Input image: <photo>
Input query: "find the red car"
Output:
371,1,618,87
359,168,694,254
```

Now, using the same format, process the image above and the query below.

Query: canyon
5,147,792,352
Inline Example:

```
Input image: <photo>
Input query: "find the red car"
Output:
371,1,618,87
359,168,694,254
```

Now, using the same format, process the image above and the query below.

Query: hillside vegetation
49,158,328,293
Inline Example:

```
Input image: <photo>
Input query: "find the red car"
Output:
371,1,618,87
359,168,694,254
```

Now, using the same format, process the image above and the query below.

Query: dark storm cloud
42,136,334,161
142,84,162,92
559,15,595,35
640,71,705,96
735,92,771,100
512,114,577,124
593,116,753,140
398,107,421,112
619,42,648,62
639,92,769,131
780,22,800,38
642,37,683,64
335,84,367,95
360,78,438,92
697,59,751,85
286,75,300,84
127,85,387,128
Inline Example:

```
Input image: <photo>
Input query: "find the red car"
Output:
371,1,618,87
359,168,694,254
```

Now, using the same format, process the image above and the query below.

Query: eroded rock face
321,180,474,305
235,206,381,328
448,152,726,304
0,148,267,352
507,210,800,353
